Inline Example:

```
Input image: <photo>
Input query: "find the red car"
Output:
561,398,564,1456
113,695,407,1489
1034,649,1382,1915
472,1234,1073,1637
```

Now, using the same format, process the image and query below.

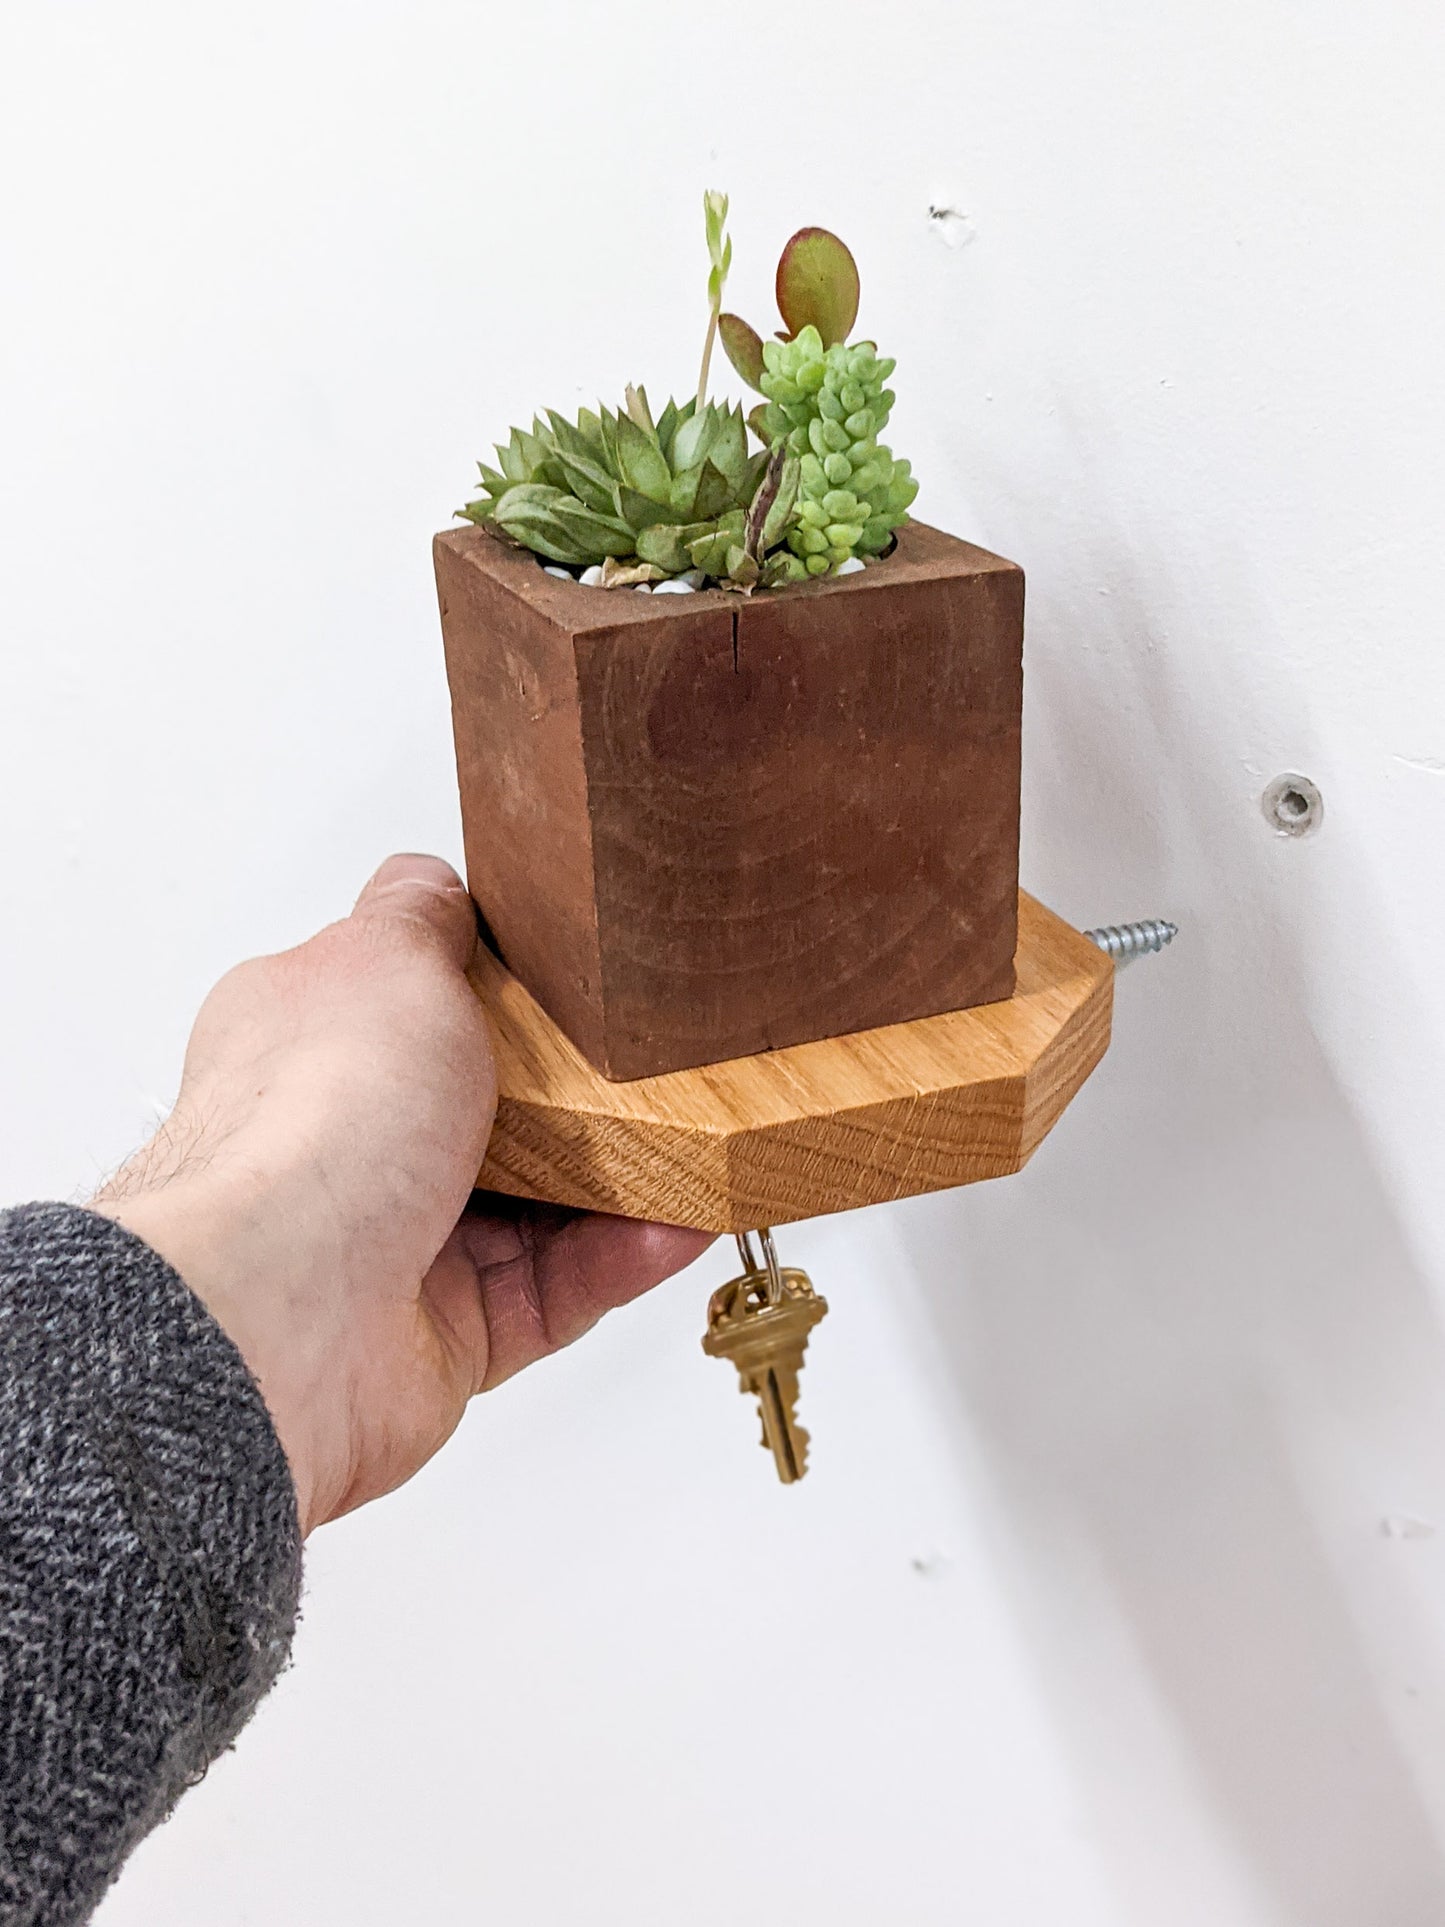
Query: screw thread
1083,919,1178,963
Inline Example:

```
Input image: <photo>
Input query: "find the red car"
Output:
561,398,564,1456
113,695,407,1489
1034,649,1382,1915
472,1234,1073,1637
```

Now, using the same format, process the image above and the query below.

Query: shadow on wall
894,593,1445,1923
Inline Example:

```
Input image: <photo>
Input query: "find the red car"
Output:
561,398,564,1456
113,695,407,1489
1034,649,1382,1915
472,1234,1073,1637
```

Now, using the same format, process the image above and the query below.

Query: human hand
92,854,712,1534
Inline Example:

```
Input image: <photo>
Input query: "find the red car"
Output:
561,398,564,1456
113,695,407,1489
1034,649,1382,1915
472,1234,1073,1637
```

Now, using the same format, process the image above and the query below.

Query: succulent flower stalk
698,190,732,410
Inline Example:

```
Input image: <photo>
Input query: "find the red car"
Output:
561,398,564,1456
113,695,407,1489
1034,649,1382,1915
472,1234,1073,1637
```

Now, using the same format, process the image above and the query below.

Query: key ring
734,1227,785,1307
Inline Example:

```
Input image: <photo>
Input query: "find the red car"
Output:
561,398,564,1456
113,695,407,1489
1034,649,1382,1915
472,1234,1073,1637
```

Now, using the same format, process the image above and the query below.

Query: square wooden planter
434,520,1024,1081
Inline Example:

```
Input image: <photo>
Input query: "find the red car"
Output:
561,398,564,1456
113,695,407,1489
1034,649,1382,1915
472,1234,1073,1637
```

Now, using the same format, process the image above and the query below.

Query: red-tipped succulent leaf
775,227,860,347
718,313,766,391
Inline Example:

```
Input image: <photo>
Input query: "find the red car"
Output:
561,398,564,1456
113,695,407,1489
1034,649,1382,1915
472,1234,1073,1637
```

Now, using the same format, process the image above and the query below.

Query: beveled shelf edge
472,892,1113,1233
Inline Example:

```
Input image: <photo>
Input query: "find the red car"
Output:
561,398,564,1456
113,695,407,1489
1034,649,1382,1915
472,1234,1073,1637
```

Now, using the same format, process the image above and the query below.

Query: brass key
702,1229,828,1483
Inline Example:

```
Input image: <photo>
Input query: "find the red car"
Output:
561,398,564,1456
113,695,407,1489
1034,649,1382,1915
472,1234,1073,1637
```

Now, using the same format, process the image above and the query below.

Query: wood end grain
471,892,1113,1231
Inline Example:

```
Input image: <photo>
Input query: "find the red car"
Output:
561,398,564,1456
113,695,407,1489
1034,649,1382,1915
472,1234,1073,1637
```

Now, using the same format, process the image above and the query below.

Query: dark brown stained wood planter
434,520,1024,1081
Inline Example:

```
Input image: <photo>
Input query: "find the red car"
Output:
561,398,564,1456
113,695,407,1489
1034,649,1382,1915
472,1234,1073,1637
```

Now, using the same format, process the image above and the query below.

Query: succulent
459,387,802,591
720,226,918,574
757,327,918,573
459,194,918,590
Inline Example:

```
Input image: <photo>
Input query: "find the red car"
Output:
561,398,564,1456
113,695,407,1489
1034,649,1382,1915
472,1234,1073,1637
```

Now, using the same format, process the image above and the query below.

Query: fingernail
364,853,466,894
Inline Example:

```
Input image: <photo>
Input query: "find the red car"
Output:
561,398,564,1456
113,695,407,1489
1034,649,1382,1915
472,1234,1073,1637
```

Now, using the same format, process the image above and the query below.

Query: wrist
90,1176,332,1534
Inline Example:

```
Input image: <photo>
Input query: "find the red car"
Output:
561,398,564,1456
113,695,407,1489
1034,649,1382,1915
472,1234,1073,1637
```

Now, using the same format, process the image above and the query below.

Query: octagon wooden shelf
471,891,1113,1234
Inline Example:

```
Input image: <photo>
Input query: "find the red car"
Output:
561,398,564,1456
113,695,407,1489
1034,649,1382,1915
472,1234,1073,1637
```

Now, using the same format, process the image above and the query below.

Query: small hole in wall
1262,772,1324,838
926,201,976,250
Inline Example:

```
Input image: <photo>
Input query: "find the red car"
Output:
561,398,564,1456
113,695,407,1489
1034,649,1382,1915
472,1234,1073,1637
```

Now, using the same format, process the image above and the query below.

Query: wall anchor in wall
1262,772,1323,838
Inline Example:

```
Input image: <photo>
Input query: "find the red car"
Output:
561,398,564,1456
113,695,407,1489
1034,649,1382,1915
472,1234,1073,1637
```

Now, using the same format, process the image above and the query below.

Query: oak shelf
471,891,1112,1234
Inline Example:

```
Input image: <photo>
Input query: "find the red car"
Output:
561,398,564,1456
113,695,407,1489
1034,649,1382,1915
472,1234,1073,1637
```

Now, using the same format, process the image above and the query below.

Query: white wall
4,2,1445,1920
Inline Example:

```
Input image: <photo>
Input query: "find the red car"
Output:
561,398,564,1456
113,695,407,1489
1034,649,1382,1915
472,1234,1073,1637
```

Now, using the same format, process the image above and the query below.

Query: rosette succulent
459,389,802,591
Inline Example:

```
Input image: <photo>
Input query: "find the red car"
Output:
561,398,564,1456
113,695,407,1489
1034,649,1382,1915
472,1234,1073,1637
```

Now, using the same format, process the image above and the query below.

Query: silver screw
1083,919,1178,967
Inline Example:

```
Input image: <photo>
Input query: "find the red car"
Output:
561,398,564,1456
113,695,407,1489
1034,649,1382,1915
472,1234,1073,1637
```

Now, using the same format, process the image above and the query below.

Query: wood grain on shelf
471,891,1112,1233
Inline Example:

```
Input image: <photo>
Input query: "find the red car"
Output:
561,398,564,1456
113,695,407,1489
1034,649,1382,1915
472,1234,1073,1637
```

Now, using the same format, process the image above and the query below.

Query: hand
92,854,712,1534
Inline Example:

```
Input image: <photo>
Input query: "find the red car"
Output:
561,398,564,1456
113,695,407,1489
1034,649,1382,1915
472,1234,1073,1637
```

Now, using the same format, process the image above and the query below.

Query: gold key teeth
755,1363,808,1482
703,1230,828,1484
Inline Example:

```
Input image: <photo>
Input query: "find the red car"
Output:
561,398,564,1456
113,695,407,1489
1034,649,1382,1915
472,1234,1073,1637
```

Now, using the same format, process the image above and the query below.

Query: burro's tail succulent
755,328,917,573
459,387,803,591
720,225,918,574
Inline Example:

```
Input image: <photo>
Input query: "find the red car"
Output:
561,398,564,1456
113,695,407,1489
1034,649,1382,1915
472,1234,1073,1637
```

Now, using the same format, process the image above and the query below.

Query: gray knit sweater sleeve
0,1202,303,1924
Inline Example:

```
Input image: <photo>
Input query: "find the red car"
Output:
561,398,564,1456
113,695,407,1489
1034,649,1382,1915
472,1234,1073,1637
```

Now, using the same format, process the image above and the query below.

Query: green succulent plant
459,386,802,590
756,327,917,573
459,193,917,590
720,227,918,573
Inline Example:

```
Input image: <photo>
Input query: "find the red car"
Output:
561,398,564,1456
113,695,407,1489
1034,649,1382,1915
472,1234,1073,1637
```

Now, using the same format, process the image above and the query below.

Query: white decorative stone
579,564,605,586
633,582,653,593
653,579,697,594
542,565,572,580
835,555,866,575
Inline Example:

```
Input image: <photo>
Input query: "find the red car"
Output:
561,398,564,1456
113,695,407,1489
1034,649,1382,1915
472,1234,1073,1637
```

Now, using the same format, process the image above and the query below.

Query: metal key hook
735,1227,785,1306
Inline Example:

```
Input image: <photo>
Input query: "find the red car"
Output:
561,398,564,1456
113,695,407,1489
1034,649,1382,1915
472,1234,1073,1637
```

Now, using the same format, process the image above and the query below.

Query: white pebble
653,579,697,594
835,555,866,575
633,582,653,593
542,564,572,580
579,564,605,586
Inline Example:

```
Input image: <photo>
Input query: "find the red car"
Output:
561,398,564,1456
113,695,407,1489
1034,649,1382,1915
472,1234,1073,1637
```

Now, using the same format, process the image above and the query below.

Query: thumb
350,853,479,973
